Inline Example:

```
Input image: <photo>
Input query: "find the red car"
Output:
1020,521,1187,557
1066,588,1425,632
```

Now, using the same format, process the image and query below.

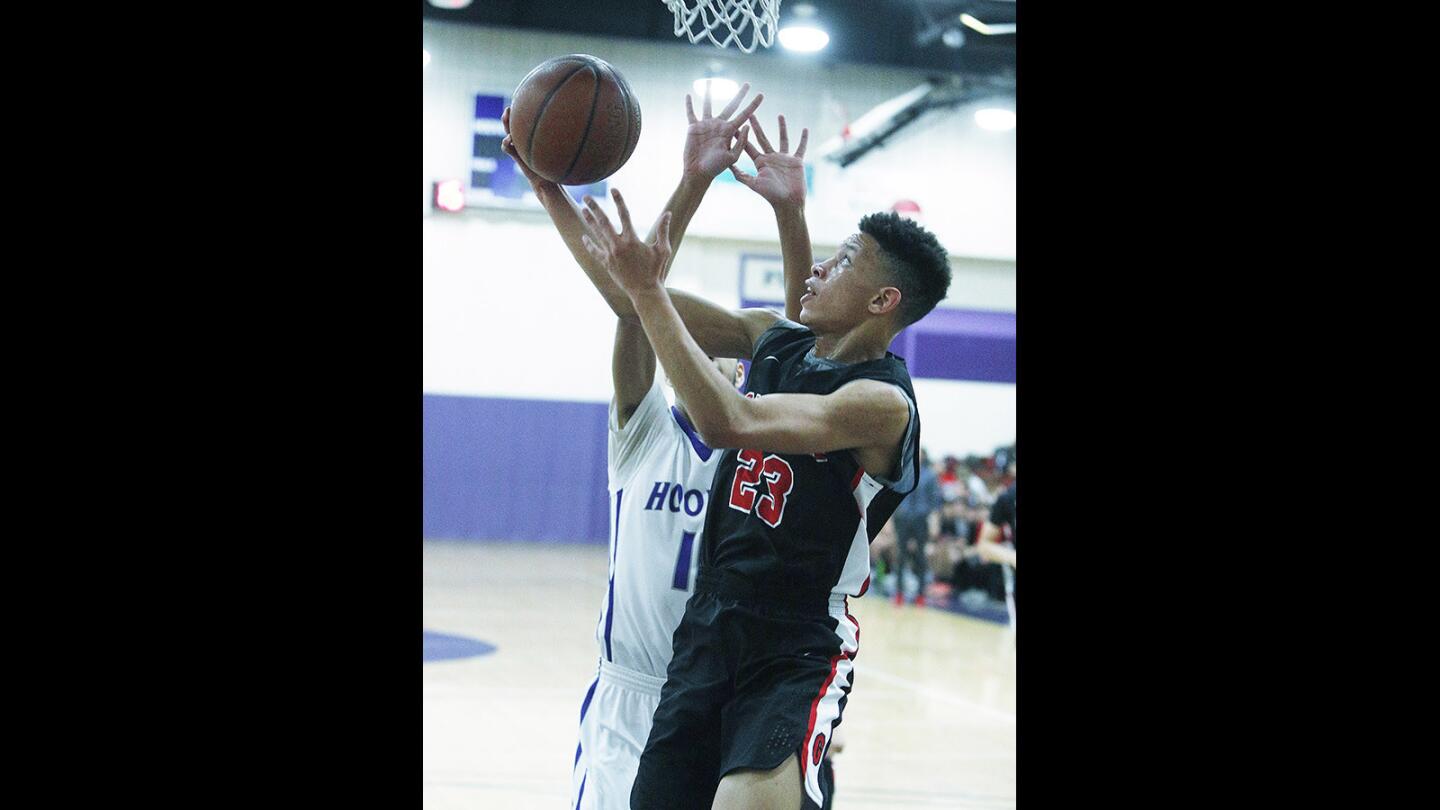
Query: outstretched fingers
748,114,775,154
716,82,751,121
702,80,713,119
685,94,697,124
654,211,674,254
778,115,788,153
728,92,764,131
610,188,635,237
795,128,809,159
581,196,618,245
726,125,751,162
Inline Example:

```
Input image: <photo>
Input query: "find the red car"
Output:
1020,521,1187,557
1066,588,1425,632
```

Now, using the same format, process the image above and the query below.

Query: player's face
799,233,895,332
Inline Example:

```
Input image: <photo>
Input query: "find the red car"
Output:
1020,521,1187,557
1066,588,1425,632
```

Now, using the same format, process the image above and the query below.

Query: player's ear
869,286,902,317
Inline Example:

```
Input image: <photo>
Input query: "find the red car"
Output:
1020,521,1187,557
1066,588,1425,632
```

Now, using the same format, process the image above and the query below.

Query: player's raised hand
501,106,562,202
682,82,762,181
579,188,673,296
730,113,809,208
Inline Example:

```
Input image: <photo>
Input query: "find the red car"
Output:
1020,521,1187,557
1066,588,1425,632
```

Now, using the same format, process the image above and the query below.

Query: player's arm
580,195,781,359
729,113,812,321
499,85,762,316
500,114,667,418
500,112,700,317
615,84,776,357
695,380,911,458
503,91,761,416
641,307,909,460
581,189,910,461
975,521,1017,568
501,108,638,318
610,318,657,428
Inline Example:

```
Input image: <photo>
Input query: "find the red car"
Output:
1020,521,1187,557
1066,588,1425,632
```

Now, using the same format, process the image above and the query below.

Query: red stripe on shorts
801,652,843,781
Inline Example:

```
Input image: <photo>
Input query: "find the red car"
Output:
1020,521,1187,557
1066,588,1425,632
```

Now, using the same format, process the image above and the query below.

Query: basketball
508,54,642,186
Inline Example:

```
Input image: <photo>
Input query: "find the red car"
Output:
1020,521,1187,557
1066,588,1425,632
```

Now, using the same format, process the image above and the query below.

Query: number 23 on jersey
727,449,795,528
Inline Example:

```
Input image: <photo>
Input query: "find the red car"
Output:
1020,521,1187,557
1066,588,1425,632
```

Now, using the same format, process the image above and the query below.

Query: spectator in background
997,459,1015,491
977,471,1017,619
977,477,1016,568
939,455,963,503
947,502,1004,606
925,497,965,596
994,446,1012,478
966,459,993,507
891,448,945,606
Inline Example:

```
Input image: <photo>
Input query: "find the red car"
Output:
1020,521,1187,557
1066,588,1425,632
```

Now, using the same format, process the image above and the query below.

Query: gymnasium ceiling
421,0,1017,80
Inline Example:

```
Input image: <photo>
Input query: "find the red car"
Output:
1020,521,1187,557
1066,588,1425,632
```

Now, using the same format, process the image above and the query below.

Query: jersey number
728,449,795,528
672,531,695,591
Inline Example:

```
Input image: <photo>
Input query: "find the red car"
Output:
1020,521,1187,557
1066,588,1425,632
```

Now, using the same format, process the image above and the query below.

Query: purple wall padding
423,395,611,543
890,308,1016,384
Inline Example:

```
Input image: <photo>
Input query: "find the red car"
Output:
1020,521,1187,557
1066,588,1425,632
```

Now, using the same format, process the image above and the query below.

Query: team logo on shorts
812,732,826,765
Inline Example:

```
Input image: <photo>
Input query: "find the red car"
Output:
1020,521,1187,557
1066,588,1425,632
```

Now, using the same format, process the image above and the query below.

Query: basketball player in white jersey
500,84,768,810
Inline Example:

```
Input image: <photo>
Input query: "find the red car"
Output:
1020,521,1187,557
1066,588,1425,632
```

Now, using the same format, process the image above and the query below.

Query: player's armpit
704,379,910,461
668,289,780,360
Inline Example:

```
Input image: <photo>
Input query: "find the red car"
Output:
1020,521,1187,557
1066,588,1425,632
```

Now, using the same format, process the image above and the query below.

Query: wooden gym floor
423,540,1016,809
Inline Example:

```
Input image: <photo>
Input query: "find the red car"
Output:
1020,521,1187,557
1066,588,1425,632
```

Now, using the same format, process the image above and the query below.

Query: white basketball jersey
596,378,722,680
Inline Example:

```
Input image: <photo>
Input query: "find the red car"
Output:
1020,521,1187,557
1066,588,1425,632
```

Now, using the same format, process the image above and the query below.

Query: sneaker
893,591,904,606
914,593,926,608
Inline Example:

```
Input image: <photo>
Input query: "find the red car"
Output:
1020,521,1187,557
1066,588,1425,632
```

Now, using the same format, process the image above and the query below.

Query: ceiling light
779,26,830,52
974,108,1016,131
942,28,966,48
778,2,830,53
426,0,474,9
692,77,740,107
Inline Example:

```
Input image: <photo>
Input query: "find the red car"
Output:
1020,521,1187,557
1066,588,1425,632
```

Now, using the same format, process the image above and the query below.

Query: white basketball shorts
570,659,667,810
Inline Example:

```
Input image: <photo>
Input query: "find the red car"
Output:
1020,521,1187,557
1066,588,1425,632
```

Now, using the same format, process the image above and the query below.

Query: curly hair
858,211,952,328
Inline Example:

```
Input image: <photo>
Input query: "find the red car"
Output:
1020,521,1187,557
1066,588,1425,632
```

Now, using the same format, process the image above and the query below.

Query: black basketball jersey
700,319,921,598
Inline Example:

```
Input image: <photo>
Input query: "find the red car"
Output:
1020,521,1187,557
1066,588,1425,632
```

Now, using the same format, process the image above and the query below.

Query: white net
662,0,781,53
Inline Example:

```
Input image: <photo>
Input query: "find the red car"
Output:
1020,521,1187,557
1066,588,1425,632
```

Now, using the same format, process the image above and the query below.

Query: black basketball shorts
630,569,859,810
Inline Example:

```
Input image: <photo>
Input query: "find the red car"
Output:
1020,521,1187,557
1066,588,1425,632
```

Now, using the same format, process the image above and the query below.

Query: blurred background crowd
871,443,1017,621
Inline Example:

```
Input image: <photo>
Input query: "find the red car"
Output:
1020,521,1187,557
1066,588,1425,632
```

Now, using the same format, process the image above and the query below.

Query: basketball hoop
662,0,781,54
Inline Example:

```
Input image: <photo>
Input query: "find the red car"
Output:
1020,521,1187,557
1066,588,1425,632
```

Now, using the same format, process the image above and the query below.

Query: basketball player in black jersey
578,104,951,809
